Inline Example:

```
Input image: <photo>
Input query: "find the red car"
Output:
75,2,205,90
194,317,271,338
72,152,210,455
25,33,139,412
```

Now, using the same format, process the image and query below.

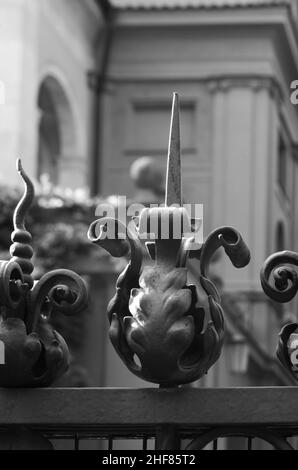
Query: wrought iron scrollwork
260,251,298,303
0,160,88,387
186,427,294,450
261,250,298,379
88,93,250,386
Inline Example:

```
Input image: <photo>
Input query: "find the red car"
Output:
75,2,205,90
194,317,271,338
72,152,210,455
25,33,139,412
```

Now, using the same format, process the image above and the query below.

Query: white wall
0,0,39,184
0,0,102,189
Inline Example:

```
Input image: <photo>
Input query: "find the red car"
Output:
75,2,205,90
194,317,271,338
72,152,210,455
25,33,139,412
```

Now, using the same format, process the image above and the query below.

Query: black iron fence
0,387,298,450
1,95,298,452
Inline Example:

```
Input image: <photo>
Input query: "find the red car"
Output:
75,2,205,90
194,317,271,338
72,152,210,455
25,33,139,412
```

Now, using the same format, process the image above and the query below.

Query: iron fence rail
0,387,297,449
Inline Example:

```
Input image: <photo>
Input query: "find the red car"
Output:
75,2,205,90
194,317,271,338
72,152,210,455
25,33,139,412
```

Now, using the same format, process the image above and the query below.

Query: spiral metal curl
260,251,298,303
27,269,88,333
9,159,34,289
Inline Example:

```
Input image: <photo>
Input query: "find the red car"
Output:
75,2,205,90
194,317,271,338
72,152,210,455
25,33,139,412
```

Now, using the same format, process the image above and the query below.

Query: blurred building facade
99,0,298,391
1,0,298,396
0,0,102,187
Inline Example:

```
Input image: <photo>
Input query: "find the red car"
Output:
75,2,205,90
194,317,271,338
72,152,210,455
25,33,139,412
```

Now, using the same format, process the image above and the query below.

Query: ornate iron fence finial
0,160,88,387
88,93,250,386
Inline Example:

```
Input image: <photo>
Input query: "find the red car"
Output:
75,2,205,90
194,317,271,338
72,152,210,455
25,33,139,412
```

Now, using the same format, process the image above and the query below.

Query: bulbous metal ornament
0,160,88,387
276,323,298,380
88,93,250,386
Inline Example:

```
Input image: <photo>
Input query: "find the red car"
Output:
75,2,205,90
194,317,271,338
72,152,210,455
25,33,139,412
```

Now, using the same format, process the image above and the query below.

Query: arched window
37,76,76,186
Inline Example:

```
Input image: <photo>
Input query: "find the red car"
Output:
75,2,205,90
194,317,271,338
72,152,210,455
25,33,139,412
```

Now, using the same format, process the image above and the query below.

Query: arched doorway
37,75,77,186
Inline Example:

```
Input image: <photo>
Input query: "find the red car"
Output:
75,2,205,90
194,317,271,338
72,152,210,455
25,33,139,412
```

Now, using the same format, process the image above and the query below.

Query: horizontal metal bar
0,387,297,434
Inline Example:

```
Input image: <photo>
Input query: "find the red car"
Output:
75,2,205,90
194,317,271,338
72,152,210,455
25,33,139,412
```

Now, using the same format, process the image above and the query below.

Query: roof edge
109,0,291,12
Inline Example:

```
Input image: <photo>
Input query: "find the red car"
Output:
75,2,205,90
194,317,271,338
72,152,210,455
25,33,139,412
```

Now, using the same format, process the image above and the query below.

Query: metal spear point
155,92,183,271
165,92,182,207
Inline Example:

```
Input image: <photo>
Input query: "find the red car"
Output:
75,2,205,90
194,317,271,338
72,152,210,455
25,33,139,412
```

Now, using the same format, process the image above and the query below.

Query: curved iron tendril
260,251,298,303
27,269,88,333
0,159,89,387
10,159,35,289
261,251,298,381
186,427,293,451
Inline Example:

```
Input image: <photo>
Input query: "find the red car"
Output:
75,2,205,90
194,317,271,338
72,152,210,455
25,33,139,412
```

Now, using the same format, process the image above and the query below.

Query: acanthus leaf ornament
88,93,250,386
0,159,88,387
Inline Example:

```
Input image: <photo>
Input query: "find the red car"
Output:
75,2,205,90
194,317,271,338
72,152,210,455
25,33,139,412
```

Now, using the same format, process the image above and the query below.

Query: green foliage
0,178,108,269
33,222,97,272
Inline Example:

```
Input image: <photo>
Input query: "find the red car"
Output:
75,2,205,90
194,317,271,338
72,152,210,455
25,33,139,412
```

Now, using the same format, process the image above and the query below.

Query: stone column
209,77,279,293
